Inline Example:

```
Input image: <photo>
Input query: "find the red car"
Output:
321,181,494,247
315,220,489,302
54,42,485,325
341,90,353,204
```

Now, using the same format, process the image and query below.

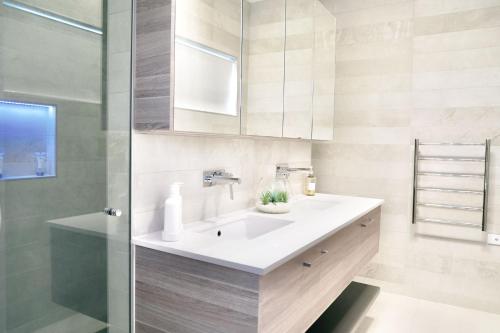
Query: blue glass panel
0,100,56,179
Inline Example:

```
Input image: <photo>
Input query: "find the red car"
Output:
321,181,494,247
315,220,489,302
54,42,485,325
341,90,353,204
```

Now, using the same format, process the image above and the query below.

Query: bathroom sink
198,215,293,240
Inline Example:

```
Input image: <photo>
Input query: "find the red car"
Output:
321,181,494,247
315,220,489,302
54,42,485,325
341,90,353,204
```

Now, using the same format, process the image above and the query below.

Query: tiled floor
354,292,500,333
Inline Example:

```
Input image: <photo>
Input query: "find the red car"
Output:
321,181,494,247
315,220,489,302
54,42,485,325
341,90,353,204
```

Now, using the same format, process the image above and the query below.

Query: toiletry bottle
304,171,317,196
0,153,4,178
162,182,183,241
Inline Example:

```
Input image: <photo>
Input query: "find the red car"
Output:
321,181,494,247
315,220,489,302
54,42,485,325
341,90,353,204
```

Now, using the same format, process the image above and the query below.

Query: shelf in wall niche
0,174,56,181
0,100,57,180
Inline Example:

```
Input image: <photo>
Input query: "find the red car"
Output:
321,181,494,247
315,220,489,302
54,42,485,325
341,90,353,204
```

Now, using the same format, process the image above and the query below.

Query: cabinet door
311,0,336,140
241,0,286,137
282,0,315,139
283,0,336,140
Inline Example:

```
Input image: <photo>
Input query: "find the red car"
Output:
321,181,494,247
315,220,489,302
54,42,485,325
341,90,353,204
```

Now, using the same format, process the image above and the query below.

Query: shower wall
0,1,107,331
313,0,500,313
1,0,102,103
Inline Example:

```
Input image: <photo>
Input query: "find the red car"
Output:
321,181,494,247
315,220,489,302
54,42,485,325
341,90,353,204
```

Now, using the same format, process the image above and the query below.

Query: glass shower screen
0,1,132,332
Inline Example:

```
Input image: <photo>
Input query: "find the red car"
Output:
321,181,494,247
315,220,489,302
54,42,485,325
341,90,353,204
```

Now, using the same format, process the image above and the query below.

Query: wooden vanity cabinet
135,207,381,333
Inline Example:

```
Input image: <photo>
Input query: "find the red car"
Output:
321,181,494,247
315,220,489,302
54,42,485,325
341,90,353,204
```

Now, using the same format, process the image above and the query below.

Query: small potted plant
256,189,291,214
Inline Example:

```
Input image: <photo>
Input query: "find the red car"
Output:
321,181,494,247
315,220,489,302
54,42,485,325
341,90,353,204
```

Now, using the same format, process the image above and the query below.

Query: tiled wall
1,0,102,103
313,0,500,313
132,134,311,236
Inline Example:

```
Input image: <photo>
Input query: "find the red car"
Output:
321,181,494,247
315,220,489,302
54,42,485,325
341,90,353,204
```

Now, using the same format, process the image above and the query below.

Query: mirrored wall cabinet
134,0,336,140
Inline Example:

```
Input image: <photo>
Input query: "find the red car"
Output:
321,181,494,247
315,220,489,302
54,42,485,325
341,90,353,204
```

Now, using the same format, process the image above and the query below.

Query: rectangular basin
199,215,293,240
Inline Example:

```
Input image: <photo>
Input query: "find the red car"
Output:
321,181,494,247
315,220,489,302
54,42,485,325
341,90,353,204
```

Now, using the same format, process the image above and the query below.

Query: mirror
282,0,315,139
311,0,336,140
241,0,336,139
173,0,242,135
172,0,336,139
241,0,286,137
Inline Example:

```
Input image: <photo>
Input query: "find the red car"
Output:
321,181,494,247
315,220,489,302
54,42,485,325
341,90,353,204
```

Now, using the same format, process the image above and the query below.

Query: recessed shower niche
0,100,56,180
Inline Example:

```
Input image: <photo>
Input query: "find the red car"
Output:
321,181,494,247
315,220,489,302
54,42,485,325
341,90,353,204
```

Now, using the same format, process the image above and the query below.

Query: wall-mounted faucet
276,163,312,179
203,169,242,200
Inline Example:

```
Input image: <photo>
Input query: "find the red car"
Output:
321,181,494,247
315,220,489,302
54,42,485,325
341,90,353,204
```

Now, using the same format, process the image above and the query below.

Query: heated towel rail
411,139,490,231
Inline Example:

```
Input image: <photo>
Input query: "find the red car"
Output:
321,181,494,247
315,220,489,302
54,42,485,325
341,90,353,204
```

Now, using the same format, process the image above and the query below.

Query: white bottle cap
169,182,183,196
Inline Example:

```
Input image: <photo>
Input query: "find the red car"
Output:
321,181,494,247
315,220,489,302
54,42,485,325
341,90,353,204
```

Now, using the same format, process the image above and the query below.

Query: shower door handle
104,207,122,217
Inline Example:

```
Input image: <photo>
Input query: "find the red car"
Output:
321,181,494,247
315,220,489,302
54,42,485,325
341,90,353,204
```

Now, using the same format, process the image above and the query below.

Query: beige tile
335,106,411,127
414,0,500,17
133,134,311,235
332,127,411,144
335,2,414,29
414,6,500,36
330,0,410,14
336,20,413,46
413,68,500,90
414,27,500,54
337,56,413,77
335,74,411,94
414,47,500,73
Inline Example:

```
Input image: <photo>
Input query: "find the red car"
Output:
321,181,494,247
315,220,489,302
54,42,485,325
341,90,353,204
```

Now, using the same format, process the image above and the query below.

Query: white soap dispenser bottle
162,182,183,241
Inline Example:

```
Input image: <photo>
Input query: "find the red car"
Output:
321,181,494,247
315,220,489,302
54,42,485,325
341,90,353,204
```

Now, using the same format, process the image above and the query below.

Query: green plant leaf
260,191,272,205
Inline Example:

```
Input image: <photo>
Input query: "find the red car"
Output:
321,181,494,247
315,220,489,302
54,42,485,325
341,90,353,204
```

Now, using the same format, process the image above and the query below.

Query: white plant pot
256,202,290,214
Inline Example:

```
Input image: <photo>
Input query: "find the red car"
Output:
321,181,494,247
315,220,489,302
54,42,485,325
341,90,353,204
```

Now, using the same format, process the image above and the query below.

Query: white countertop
133,194,383,275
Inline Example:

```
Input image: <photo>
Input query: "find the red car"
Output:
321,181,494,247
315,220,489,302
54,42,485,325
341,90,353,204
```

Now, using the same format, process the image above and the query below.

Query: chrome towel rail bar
418,142,485,146
416,187,483,195
415,218,482,229
417,171,484,178
416,202,483,212
418,155,485,162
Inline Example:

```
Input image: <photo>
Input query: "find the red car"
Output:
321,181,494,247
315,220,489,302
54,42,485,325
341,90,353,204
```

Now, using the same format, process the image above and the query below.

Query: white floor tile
353,292,500,333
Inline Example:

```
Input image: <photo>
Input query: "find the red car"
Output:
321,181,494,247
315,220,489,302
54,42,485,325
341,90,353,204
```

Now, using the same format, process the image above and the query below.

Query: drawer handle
303,250,328,267
361,218,375,227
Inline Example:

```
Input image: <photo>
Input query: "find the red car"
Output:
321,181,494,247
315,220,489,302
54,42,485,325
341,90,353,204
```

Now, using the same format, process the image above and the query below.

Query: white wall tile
133,134,311,235
313,0,500,314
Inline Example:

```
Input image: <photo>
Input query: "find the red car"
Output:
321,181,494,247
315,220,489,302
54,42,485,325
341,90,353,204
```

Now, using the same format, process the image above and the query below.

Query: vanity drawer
258,207,381,333
321,207,380,289
259,243,325,333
